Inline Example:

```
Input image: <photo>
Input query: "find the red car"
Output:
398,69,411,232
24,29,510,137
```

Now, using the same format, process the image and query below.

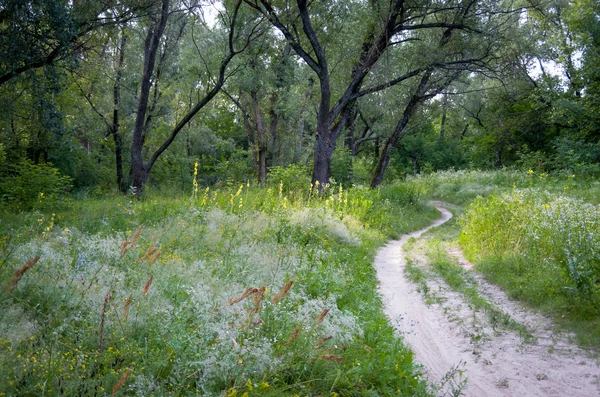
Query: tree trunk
313,133,334,186
251,91,267,184
371,71,432,189
112,29,127,193
439,92,448,146
131,0,170,197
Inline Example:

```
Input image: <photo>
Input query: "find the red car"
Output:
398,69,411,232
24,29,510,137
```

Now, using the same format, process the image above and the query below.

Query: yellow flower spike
527,169,534,175
245,379,253,391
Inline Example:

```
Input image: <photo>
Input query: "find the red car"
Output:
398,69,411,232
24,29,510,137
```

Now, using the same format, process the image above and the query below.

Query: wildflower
245,379,253,391
260,381,270,390
227,389,238,397
527,169,534,175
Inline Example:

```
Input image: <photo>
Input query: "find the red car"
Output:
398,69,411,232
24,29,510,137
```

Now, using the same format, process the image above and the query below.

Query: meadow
1,168,599,396
0,175,438,396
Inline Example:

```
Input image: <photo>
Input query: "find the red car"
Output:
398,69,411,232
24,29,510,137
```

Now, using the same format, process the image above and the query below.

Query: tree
246,0,522,188
130,0,263,196
0,0,151,85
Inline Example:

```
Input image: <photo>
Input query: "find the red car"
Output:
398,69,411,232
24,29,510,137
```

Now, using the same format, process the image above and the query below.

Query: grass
0,180,438,396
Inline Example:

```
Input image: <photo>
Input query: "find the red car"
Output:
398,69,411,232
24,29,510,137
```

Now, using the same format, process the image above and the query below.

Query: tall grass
458,188,600,346
0,180,437,396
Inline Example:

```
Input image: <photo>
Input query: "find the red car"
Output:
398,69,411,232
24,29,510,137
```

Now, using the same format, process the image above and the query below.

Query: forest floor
375,202,600,397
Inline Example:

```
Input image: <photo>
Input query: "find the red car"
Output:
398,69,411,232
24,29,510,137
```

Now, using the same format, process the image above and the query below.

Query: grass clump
0,180,437,396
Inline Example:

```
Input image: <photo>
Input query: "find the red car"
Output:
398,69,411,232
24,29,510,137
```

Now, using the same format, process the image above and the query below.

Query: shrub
0,160,72,210
268,164,311,192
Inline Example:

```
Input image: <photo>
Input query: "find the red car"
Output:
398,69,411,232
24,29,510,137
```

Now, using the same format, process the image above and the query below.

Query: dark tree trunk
268,92,280,164
313,133,334,185
131,0,170,196
112,29,127,193
251,91,267,184
460,122,469,140
412,157,419,175
439,92,448,146
344,104,357,153
371,71,432,189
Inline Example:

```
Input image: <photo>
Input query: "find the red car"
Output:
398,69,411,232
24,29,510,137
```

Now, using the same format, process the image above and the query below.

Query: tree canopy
1,0,599,202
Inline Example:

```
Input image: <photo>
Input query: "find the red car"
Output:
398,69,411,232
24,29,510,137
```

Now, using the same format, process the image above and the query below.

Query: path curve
374,202,600,397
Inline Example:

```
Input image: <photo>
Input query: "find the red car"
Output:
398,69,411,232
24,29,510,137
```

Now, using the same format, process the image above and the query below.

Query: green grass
0,181,438,396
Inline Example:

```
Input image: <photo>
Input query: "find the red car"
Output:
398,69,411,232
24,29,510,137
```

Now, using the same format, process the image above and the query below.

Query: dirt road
374,202,600,396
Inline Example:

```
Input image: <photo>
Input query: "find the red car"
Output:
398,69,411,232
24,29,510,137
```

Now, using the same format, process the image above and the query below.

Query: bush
0,160,72,210
268,163,311,192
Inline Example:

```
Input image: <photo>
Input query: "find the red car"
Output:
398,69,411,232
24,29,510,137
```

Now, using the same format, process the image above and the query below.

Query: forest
1,0,599,198
1,0,600,396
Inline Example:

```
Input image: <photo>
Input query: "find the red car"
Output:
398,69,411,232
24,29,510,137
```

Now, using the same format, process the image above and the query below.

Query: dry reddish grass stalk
120,225,143,256
286,328,301,344
272,280,294,304
98,293,112,353
131,225,143,247
9,256,40,291
142,275,153,296
229,287,259,305
111,368,131,396
321,354,343,362
316,308,330,324
123,296,132,319
137,233,158,263
136,247,157,263
314,335,333,348
148,250,161,265
250,286,266,314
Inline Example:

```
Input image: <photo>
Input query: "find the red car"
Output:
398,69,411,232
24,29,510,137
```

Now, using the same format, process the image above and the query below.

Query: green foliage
459,189,600,344
267,163,311,192
0,160,72,210
552,137,600,174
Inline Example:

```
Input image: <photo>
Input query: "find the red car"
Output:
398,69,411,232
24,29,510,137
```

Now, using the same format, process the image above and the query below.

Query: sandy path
374,202,600,397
